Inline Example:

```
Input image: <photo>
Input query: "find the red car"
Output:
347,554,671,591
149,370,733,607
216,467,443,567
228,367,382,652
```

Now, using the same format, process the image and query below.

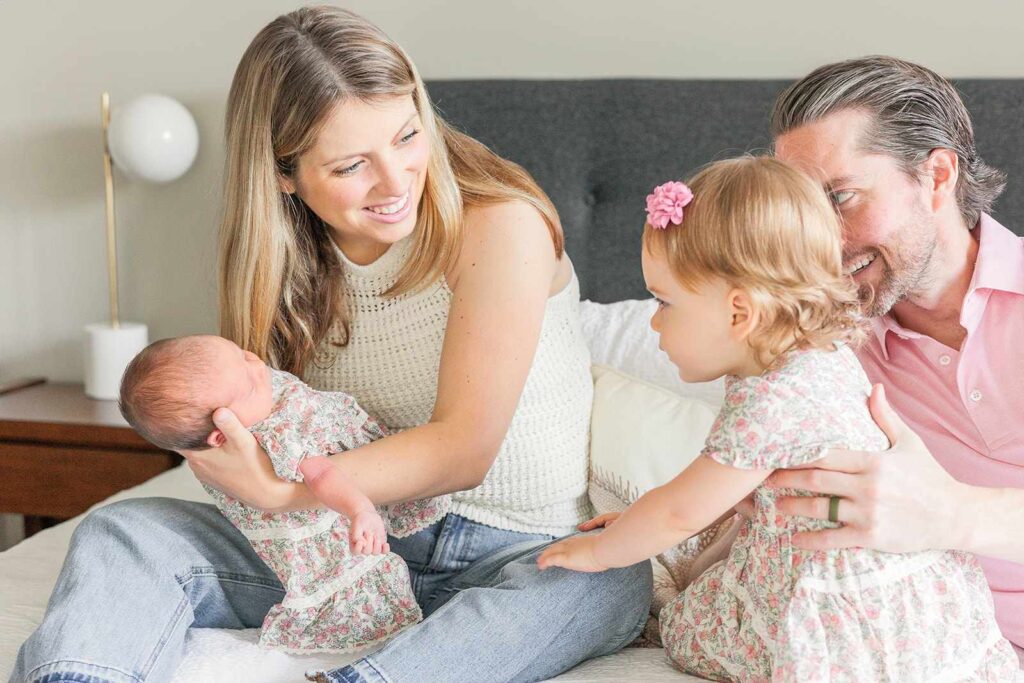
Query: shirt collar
968,213,1024,297
868,213,1024,360
868,315,920,361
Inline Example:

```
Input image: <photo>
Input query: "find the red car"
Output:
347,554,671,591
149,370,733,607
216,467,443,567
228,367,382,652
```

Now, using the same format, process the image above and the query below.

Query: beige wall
1,0,1022,384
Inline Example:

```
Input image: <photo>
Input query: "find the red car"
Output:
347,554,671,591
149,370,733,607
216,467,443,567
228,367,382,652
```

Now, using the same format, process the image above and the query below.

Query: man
770,56,1024,654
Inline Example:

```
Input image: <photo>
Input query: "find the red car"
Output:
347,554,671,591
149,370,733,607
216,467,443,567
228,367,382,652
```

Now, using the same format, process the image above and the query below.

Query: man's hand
772,384,965,554
537,534,608,573
734,494,755,519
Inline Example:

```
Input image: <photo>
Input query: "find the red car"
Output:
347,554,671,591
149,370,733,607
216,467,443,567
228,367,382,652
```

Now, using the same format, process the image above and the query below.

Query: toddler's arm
539,456,769,572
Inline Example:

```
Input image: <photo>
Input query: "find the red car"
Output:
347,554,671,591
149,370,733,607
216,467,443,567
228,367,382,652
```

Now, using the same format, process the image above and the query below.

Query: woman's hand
772,384,964,554
180,407,294,511
537,534,608,573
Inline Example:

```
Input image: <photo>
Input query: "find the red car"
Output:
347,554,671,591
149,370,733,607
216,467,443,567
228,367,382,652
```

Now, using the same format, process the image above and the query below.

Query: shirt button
938,355,951,366
969,389,983,402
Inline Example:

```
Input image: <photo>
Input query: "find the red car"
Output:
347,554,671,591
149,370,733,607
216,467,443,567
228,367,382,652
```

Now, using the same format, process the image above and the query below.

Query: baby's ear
206,429,226,448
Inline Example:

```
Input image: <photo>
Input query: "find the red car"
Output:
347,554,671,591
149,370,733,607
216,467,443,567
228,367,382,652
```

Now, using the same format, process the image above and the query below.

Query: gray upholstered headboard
426,79,1024,302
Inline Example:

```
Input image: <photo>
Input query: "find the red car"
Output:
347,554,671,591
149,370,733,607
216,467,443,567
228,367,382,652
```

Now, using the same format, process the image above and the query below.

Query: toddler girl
538,157,1019,680
119,334,449,653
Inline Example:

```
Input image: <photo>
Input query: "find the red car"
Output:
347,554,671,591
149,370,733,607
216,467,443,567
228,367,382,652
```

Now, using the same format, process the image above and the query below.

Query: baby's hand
349,507,390,556
578,512,620,531
537,534,608,573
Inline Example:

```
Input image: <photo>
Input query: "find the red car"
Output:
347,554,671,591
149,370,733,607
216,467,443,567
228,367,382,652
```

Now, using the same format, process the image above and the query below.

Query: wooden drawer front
0,443,178,518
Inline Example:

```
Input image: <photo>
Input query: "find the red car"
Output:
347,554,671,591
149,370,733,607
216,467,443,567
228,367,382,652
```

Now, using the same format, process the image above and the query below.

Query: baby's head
641,156,862,382
119,335,274,451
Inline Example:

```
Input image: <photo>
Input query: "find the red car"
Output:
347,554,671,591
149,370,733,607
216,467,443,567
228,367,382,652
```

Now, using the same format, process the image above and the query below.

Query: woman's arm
773,384,1024,564
538,456,769,572
184,201,561,512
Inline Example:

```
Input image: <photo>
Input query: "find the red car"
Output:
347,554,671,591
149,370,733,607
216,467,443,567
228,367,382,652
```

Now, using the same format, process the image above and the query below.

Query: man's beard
856,207,937,318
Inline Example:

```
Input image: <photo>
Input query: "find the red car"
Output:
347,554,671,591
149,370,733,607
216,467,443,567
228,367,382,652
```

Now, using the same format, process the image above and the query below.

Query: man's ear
921,148,959,213
206,429,226,448
728,288,760,342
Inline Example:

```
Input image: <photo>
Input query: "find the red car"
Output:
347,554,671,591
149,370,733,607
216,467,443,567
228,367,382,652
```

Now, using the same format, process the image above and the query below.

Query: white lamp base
84,322,148,400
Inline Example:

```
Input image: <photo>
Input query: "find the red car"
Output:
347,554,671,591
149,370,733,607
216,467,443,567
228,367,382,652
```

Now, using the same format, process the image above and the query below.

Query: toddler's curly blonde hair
643,156,864,367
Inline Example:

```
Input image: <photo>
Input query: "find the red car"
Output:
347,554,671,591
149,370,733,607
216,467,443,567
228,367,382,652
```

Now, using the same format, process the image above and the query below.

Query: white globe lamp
84,93,200,400
108,94,199,183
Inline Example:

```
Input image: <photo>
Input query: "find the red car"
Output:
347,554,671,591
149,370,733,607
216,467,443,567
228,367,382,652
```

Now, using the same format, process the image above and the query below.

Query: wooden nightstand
0,382,182,537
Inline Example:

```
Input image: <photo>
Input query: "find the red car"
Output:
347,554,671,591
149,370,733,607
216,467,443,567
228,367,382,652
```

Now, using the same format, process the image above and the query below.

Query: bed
0,448,698,682
3,78,1023,682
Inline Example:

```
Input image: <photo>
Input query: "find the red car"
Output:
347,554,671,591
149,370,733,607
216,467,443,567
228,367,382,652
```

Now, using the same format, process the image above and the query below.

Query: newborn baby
119,335,449,653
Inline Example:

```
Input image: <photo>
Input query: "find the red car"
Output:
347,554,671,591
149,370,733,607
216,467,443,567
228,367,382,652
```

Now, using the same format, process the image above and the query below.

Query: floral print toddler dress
204,369,450,653
659,346,1019,682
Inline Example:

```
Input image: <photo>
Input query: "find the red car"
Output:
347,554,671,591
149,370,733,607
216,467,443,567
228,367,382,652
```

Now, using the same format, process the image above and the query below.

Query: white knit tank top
304,236,594,536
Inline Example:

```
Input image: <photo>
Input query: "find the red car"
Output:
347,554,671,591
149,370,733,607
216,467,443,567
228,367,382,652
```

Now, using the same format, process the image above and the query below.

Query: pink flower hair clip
645,181,694,229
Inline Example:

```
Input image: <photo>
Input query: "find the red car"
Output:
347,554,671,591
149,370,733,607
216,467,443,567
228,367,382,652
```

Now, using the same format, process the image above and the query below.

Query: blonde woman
13,7,650,683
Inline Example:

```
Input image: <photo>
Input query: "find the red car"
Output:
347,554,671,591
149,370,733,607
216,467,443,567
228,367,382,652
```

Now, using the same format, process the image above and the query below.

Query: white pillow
580,299,725,406
588,364,718,515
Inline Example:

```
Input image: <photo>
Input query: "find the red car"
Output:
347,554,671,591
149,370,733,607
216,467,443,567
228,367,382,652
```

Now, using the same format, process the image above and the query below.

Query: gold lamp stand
101,92,120,329
83,92,148,400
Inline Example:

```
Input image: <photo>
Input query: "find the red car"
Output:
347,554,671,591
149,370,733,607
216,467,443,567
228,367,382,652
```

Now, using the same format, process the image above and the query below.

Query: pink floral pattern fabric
205,370,450,653
660,346,1020,681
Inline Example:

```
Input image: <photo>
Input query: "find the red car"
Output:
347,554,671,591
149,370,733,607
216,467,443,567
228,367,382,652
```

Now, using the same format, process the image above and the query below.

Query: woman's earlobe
277,174,296,195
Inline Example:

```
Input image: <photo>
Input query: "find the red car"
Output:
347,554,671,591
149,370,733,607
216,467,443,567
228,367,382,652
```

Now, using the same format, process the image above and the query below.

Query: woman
13,6,651,683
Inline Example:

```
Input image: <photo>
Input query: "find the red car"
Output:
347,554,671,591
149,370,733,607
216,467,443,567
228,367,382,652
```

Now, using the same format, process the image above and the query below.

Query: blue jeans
12,498,652,683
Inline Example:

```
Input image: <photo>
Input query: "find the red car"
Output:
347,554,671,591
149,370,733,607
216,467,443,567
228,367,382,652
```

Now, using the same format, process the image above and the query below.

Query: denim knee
68,500,148,552
68,499,181,556
611,560,655,611
550,559,653,646
65,498,239,585
593,561,653,641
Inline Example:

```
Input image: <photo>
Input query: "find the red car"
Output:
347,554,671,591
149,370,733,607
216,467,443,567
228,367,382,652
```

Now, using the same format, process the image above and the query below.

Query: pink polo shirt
856,214,1024,647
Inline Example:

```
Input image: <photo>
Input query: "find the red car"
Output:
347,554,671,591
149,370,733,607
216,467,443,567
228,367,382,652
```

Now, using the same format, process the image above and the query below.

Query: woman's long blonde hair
220,6,563,375
643,156,864,367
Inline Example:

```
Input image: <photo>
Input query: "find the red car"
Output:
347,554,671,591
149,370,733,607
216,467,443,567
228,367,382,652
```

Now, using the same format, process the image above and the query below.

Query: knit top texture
303,235,594,536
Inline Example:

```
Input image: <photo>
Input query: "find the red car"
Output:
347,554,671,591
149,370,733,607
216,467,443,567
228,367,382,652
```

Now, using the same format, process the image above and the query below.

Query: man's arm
950,483,1024,564
773,384,1024,564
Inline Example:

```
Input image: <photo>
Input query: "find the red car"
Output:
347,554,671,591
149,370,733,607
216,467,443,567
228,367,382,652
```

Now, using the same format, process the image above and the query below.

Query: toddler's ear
728,288,760,340
206,429,227,448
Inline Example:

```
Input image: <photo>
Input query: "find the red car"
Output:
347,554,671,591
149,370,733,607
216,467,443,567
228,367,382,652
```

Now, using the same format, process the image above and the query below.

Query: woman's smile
363,190,412,223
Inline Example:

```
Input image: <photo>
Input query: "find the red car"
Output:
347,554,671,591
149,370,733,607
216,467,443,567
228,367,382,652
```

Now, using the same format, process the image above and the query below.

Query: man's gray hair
771,56,1005,229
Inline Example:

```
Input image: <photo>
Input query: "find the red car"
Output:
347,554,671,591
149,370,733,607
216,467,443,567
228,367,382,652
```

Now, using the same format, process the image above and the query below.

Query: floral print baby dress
204,369,450,653
659,346,1019,682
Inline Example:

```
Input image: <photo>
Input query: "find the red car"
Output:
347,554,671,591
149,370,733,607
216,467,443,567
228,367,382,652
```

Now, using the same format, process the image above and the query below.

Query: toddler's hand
537,534,607,573
349,508,390,556
578,512,620,531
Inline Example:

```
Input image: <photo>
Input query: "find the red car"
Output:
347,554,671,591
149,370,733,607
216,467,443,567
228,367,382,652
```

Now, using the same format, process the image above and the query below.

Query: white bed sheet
0,464,699,682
